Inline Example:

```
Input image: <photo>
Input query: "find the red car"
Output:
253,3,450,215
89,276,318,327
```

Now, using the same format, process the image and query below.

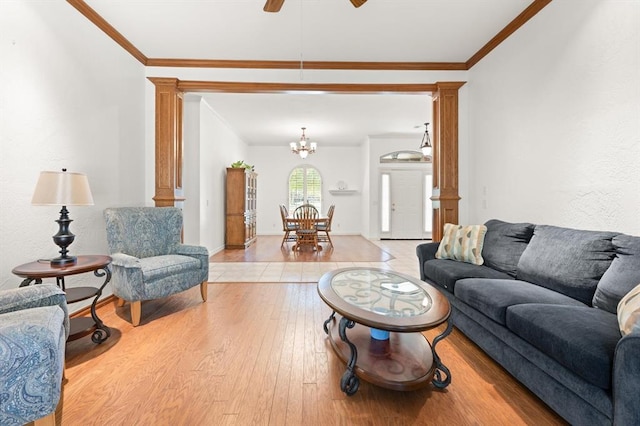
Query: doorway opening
380,169,432,240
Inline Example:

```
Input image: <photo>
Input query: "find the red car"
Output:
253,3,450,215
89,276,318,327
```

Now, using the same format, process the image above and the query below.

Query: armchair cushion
141,255,200,281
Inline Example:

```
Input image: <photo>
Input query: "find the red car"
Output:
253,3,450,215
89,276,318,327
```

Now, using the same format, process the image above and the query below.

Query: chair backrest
326,205,335,231
293,204,319,231
279,204,290,231
104,207,182,258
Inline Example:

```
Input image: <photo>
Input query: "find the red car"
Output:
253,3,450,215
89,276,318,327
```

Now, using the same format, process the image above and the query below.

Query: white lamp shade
299,150,309,159
421,146,432,157
31,171,94,206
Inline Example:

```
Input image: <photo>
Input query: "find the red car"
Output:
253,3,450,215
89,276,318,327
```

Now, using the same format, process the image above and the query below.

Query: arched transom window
288,166,322,213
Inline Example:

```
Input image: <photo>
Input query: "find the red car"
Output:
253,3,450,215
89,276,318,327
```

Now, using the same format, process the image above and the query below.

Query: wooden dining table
285,216,329,225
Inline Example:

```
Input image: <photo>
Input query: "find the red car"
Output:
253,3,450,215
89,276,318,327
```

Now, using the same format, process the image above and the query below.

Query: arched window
288,166,322,213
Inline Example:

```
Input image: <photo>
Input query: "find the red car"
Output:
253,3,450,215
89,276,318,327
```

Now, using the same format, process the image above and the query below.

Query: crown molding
68,0,552,71
174,80,439,94
67,0,148,65
146,58,467,71
466,0,552,69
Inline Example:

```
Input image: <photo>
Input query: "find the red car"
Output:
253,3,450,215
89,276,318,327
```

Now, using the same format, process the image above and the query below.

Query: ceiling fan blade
264,0,285,13
350,0,367,7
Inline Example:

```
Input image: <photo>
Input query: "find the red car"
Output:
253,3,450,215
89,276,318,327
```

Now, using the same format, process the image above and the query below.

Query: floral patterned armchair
0,284,68,426
103,207,209,326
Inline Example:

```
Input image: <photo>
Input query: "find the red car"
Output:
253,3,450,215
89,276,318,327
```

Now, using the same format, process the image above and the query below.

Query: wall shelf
329,189,358,195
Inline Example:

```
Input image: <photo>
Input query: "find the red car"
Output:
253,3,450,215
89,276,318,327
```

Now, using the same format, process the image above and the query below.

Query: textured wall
466,0,640,234
0,2,146,295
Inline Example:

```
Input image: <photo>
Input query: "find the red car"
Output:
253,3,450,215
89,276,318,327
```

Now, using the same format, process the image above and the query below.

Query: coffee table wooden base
326,315,436,392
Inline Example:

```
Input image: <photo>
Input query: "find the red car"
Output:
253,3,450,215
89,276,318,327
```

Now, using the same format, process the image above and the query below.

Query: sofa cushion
617,282,640,336
592,234,640,313
423,259,513,293
506,304,619,390
516,225,616,304
482,219,535,277
435,223,487,265
455,278,587,325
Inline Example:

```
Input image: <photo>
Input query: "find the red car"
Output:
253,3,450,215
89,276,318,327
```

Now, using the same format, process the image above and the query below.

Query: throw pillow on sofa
482,219,535,277
436,223,487,265
617,282,640,336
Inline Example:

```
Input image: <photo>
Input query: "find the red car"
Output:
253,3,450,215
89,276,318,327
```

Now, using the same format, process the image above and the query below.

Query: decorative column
148,77,185,207
431,82,465,241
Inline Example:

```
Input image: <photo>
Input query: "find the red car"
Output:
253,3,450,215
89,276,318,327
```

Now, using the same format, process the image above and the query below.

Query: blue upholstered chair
0,284,68,426
103,207,209,326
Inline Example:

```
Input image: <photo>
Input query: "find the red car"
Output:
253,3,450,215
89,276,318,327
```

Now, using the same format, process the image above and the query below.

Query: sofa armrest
613,330,640,425
0,284,69,339
416,242,440,281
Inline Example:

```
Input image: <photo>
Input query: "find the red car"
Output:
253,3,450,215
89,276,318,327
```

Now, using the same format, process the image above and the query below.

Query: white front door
390,170,423,239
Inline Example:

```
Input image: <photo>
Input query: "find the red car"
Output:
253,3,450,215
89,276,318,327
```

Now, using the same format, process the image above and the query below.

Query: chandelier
290,127,317,159
420,122,432,157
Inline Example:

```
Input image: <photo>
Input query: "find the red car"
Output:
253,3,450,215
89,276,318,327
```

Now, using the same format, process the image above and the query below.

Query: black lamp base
51,255,77,266
51,205,77,266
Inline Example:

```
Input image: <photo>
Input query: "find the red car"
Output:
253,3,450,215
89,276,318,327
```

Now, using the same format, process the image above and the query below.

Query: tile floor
208,239,426,283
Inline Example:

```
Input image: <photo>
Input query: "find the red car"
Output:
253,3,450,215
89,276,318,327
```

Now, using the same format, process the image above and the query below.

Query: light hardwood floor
59,236,566,425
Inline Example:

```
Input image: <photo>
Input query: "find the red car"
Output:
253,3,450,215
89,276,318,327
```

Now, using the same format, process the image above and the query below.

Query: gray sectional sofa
416,220,640,425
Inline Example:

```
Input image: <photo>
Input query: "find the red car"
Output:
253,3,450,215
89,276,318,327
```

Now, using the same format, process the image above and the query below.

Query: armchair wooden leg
116,297,125,307
131,301,141,327
200,281,208,302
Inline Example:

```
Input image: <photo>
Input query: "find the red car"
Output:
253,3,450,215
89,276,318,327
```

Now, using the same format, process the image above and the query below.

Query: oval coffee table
317,267,452,395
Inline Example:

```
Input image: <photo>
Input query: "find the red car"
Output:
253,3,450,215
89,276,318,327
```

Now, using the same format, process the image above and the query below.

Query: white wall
183,96,202,245
0,2,146,295
467,0,640,234
247,145,364,235
199,99,247,253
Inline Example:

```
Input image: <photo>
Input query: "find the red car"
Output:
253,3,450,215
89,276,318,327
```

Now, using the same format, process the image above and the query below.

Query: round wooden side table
12,255,112,343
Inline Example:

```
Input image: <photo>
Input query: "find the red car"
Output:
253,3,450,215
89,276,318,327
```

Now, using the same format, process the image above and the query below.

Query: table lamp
31,168,94,266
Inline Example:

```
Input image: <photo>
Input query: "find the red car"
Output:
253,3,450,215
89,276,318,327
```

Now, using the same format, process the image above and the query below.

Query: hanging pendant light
420,123,432,157
290,127,317,159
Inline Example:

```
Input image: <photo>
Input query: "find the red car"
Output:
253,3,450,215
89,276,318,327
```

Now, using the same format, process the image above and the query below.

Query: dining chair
317,204,335,248
293,204,320,251
280,204,297,247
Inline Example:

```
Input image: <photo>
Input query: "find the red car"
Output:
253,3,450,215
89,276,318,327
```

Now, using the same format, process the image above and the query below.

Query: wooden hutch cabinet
225,167,257,249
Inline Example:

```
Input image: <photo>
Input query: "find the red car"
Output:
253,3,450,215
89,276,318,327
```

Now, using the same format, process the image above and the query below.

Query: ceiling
76,0,546,147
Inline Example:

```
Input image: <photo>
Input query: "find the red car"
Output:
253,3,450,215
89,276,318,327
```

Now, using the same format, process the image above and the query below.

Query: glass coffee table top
318,267,450,333
329,268,433,317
